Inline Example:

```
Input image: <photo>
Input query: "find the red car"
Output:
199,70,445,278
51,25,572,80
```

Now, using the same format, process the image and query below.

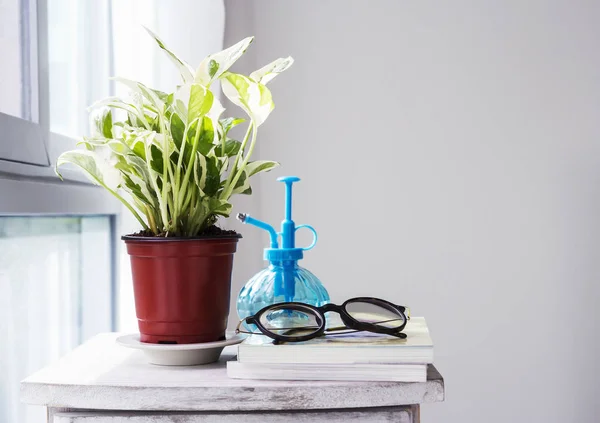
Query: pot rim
122,234,242,242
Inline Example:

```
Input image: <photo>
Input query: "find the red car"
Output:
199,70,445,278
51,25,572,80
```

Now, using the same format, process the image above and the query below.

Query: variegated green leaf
196,116,216,156
219,117,246,135
222,138,241,157
207,198,232,217
232,169,251,195
89,97,146,124
194,153,208,193
170,112,185,151
250,57,294,85
203,155,221,197
56,149,148,230
90,108,113,138
115,156,157,211
144,26,194,83
112,77,166,113
56,149,121,190
188,84,214,122
246,160,279,177
195,37,254,85
220,72,274,126
77,137,107,151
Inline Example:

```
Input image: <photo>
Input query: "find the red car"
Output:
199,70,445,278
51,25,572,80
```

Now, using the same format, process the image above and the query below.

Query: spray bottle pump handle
277,176,300,249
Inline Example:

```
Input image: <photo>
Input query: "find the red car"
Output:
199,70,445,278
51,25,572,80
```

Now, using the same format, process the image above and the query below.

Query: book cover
227,361,427,382
237,316,433,364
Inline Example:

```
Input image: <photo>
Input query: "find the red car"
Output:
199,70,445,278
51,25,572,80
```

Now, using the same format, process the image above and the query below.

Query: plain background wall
224,1,600,422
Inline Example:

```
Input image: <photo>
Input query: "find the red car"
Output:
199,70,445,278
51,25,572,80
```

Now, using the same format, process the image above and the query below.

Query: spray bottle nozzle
237,213,279,248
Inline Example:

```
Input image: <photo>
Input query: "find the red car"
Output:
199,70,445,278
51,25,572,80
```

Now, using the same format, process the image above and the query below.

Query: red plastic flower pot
122,235,241,344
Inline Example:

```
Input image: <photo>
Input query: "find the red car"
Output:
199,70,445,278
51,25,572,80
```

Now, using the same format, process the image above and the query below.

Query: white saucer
116,332,245,366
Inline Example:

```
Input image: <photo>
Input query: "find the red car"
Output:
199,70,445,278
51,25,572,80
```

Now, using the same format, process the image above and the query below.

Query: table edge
21,372,444,411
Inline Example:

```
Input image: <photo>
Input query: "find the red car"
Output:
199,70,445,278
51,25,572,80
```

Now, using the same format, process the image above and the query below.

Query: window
1,1,119,421
0,1,225,421
0,171,120,423
0,215,115,423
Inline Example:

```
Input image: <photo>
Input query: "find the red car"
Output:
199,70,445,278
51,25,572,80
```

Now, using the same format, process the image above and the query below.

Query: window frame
0,0,47,167
0,0,107,183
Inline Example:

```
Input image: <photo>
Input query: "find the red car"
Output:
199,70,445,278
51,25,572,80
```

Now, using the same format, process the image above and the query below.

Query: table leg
411,404,420,423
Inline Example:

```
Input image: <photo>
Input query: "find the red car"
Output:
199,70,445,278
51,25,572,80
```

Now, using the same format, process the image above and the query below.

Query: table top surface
21,333,444,412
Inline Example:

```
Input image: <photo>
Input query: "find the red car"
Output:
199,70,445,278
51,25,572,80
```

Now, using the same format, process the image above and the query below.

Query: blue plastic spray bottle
236,176,330,322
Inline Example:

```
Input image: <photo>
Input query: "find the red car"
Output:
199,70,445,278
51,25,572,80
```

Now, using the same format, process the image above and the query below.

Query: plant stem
181,185,194,212
166,191,175,232
178,118,203,208
220,127,226,157
173,124,190,217
224,124,257,199
162,131,171,231
145,204,158,234
221,122,253,199
144,134,169,231
117,193,149,231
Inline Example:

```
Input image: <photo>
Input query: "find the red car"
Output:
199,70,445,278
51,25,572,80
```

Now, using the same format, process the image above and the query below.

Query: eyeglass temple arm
324,325,348,333
235,316,255,333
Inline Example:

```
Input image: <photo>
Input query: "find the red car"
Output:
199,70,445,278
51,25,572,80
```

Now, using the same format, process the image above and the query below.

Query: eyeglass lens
344,301,405,329
259,305,323,338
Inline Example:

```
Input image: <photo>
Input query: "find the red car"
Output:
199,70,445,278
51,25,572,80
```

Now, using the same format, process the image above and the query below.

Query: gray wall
225,1,600,422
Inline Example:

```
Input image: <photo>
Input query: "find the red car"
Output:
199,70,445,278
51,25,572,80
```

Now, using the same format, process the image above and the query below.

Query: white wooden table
21,333,444,422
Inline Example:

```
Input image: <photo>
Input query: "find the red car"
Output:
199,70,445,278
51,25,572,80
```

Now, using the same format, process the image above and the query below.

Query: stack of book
227,317,433,382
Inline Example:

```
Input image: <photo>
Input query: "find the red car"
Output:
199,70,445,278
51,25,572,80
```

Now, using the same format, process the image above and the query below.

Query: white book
227,361,427,382
237,316,433,365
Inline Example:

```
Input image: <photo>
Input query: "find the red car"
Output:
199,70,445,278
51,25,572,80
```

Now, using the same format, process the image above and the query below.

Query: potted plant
56,28,293,344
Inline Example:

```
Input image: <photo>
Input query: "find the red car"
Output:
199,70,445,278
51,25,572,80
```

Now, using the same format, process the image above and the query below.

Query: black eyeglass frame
236,297,409,343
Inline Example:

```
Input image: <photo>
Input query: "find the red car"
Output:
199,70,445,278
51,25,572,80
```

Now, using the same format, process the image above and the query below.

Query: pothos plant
56,28,293,237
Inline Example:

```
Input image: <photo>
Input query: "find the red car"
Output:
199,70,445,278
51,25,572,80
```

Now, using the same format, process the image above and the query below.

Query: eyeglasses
235,297,410,343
